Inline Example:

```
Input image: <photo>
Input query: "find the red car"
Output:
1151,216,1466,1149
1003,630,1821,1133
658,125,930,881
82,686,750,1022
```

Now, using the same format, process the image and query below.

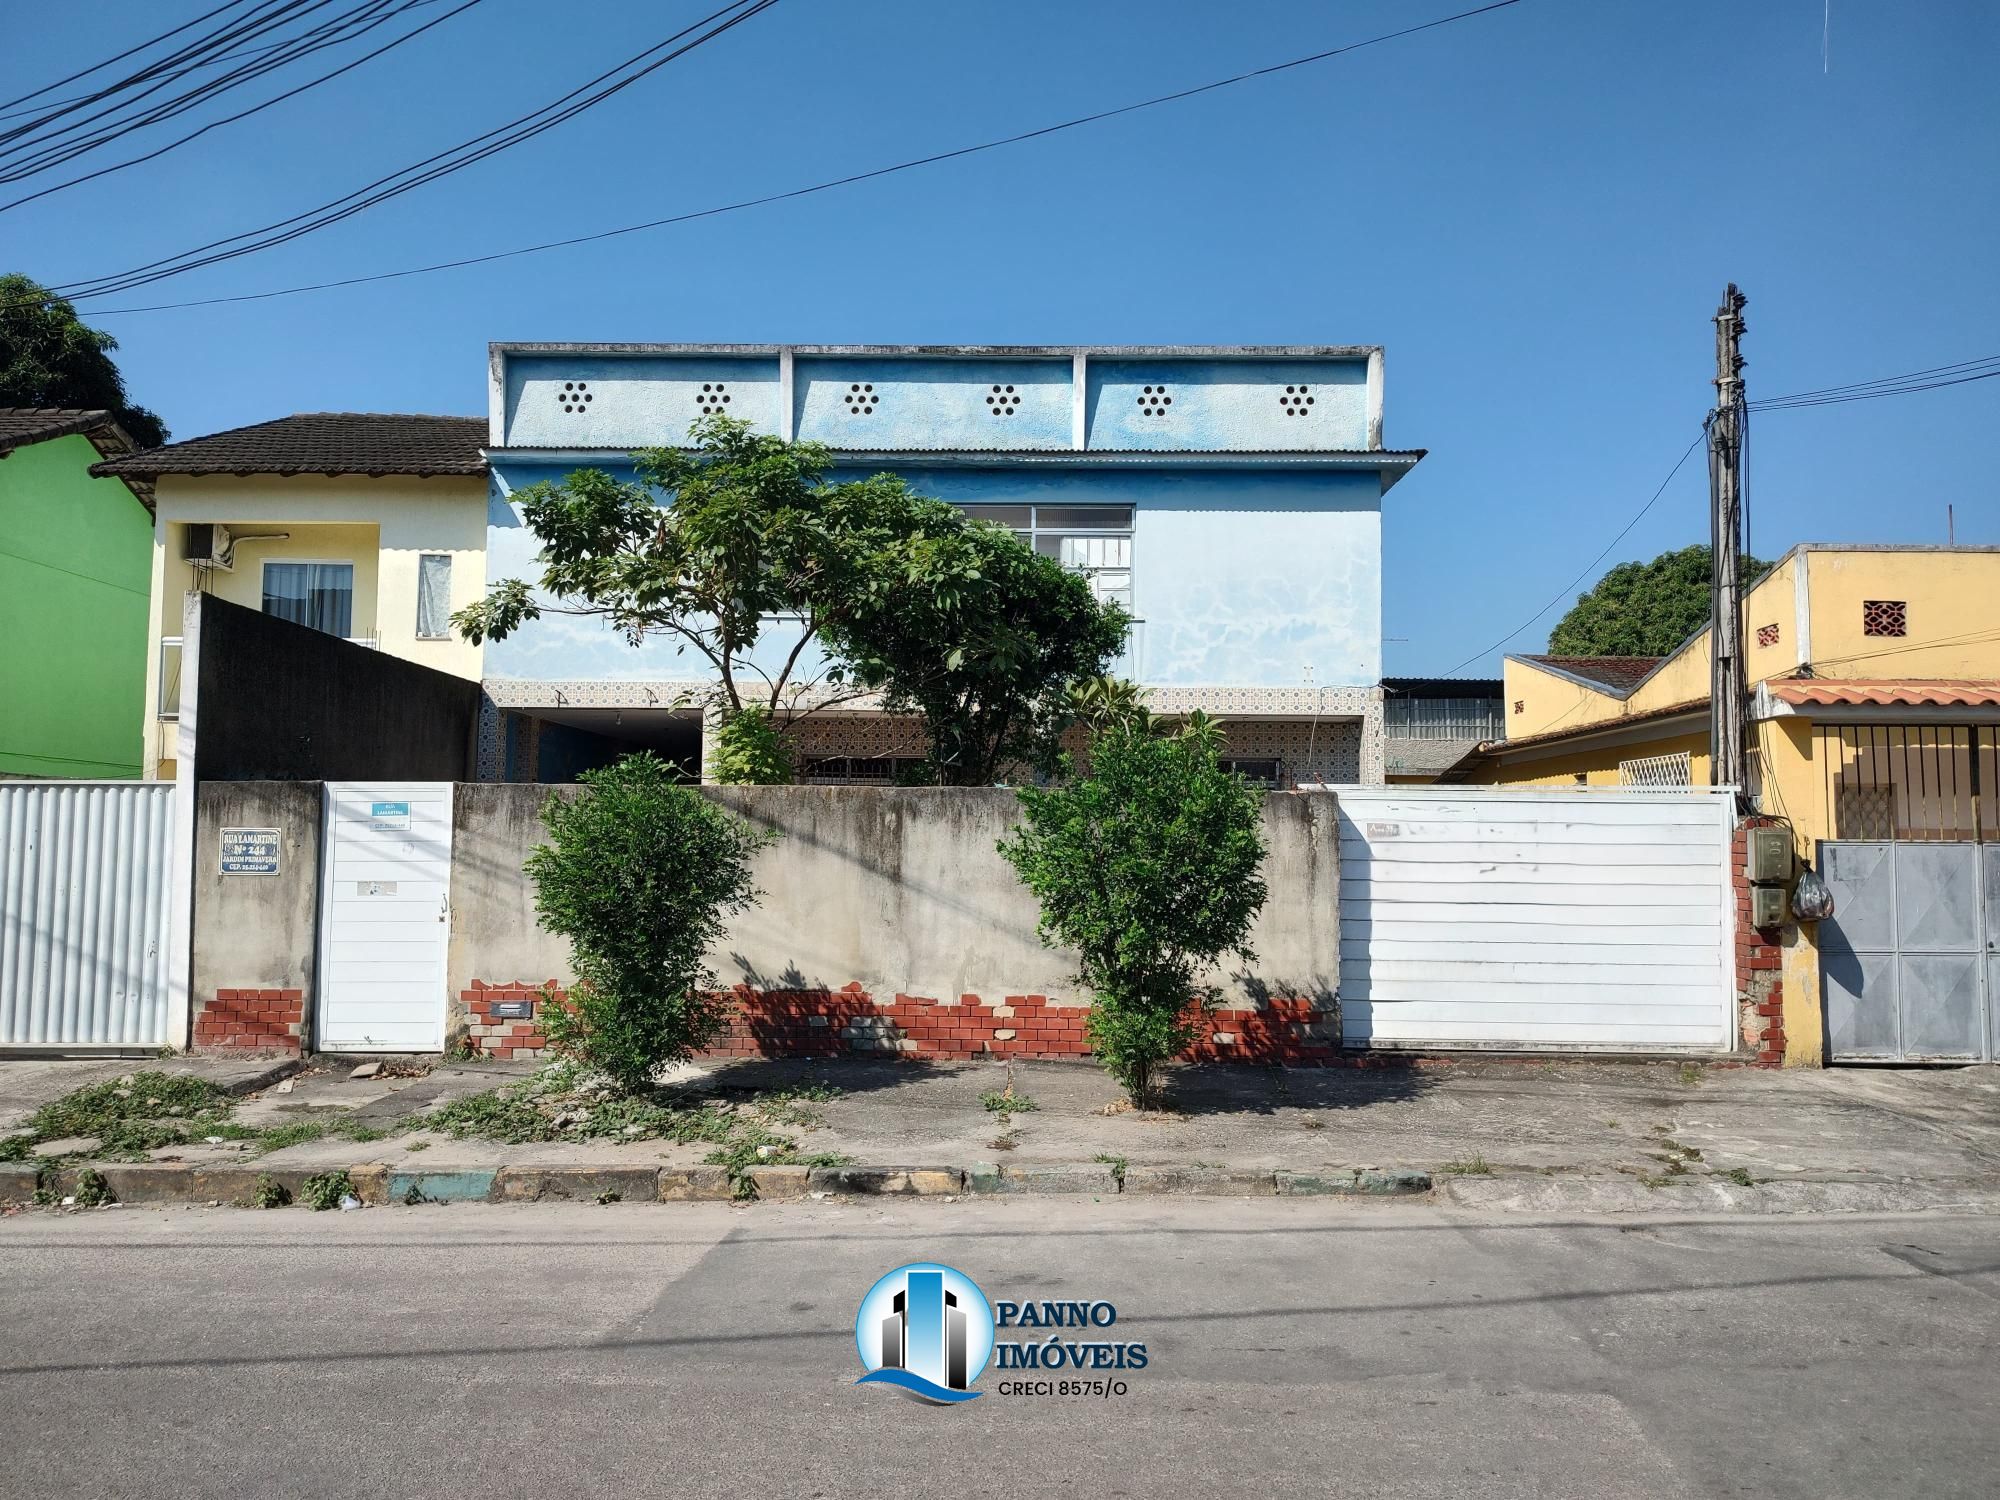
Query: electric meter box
1746,827,1793,883
1750,885,1789,929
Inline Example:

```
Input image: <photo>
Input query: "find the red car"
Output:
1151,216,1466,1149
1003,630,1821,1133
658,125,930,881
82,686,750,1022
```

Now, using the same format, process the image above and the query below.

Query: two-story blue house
476,343,1424,785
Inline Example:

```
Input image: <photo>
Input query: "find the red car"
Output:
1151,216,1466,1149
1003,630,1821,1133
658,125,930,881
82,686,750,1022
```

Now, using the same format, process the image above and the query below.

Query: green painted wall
0,432,151,777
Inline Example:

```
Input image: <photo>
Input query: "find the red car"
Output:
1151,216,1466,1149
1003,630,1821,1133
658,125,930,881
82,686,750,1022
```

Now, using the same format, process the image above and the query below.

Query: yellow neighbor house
92,413,489,781
1450,544,2000,1068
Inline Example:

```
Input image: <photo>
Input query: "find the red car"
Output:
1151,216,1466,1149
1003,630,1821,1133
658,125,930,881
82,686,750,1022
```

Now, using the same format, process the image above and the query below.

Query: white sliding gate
1336,787,1735,1052
0,782,174,1049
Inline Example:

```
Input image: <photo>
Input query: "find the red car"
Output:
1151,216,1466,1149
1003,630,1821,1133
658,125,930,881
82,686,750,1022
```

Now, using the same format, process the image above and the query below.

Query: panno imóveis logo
853,1262,994,1404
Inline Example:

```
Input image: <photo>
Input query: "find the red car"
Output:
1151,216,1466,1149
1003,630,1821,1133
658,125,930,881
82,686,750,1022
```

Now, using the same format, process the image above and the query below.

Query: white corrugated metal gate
1336,787,1735,1052
0,782,174,1049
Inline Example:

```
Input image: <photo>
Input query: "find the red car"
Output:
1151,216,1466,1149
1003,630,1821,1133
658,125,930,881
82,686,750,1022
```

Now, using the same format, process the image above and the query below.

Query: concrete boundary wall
189,782,1340,1057
448,785,1342,1033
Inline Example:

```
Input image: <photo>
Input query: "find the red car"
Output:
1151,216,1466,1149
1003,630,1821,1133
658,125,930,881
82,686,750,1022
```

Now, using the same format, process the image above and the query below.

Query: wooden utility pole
1709,284,1749,802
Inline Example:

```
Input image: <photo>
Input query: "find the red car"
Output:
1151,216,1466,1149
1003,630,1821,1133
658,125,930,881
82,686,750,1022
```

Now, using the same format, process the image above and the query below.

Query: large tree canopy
457,415,1128,784
1548,544,1771,657
0,273,167,447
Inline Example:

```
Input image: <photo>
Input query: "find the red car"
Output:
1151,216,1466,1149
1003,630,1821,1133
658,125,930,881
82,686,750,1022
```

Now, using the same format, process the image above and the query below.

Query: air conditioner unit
182,522,234,571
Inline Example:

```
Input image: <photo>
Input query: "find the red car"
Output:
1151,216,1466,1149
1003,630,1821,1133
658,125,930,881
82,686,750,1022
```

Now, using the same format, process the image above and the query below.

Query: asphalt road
1,1200,1996,1499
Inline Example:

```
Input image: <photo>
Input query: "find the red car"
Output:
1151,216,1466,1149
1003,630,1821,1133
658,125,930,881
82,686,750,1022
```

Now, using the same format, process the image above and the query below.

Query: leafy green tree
830,521,1130,786
998,712,1268,1106
0,273,167,447
1549,544,1771,657
457,415,1129,785
1063,676,1151,739
527,753,772,1091
456,417,937,727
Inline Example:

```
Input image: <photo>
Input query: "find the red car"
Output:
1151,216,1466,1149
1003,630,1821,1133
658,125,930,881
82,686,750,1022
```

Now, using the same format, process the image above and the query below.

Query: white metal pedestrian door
318,783,452,1052
1336,787,1735,1052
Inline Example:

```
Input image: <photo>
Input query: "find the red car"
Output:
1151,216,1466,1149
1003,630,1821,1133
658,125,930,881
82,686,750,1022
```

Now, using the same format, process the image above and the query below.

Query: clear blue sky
7,0,1997,677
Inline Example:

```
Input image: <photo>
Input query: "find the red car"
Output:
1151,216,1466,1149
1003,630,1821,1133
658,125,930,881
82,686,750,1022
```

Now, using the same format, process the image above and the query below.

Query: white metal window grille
416,554,452,639
956,503,1134,610
1618,751,1693,788
801,756,926,785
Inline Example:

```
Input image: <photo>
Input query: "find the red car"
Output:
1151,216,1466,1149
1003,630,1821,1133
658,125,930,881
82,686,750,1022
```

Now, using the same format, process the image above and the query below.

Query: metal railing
1816,723,1999,843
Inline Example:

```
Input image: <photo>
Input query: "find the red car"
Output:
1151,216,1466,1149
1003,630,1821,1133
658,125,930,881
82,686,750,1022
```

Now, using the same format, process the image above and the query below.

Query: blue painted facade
483,344,1422,699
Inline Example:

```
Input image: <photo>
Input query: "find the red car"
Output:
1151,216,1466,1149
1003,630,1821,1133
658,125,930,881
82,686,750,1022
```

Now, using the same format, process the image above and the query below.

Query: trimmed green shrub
529,752,773,1092
999,712,1267,1106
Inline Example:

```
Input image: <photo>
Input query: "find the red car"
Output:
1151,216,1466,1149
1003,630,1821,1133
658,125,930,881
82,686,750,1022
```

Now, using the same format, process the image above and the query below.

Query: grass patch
1092,1152,1128,1185
1677,1062,1704,1087
1719,1166,1755,1188
980,1087,1039,1115
1438,1153,1492,1176
426,1065,849,1197
22,1071,236,1160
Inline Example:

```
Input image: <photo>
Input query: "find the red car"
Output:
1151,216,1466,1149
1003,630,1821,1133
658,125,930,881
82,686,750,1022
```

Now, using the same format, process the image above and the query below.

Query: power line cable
0,1,421,178
0,0,483,212
49,0,1530,315
0,0,460,125
0,1,326,158
0,0,266,113
38,0,782,302
1751,364,2000,410
1435,430,1707,678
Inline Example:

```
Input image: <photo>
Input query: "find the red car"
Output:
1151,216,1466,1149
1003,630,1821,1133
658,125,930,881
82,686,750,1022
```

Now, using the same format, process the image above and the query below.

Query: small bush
252,1174,290,1209
300,1170,354,1211
71,1168,114,1207
999,712,1267,1106
709,706,793,785
529,753,773,1092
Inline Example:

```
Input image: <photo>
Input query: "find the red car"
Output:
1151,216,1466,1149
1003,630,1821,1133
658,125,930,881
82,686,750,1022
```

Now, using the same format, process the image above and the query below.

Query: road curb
77,1160,2000,1212
1437,1173,2000,1215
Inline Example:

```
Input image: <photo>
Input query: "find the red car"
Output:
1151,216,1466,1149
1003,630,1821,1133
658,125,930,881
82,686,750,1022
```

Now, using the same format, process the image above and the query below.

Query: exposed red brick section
1733,819,1786,1068
461,981,1339,1065
194,989,303,1053
463,980,555,1061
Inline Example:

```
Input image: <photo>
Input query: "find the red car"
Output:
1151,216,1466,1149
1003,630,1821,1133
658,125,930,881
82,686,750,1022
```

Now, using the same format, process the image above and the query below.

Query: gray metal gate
0,782,173,1049
1820,841,1996,1063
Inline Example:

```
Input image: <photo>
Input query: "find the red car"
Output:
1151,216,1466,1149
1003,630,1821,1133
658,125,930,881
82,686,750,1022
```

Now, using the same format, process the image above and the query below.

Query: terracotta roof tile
1766,678,2000,709
91,412,486,478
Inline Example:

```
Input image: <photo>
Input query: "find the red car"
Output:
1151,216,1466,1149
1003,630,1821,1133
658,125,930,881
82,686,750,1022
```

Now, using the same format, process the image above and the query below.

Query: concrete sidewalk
6,1053,1999,1212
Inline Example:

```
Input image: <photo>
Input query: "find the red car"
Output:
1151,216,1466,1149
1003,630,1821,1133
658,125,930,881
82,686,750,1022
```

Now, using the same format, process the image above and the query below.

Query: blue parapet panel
503,351,782,449
794,355,1072,451
1085,356,1369,451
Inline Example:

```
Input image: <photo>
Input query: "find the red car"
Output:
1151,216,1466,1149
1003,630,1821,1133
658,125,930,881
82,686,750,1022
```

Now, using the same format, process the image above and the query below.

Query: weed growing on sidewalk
300,1170,354,1211
251,1174,289,1209
424,1063,850,1196
1093,1152,1128,1186
1439,1154,1493,1176
19,1071,234,1160
71,1168,114,1207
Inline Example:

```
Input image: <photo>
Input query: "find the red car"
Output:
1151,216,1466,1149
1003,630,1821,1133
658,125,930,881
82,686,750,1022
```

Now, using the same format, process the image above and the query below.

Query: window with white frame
416,553,453,639
261,561,354,637
957,503,1133,610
